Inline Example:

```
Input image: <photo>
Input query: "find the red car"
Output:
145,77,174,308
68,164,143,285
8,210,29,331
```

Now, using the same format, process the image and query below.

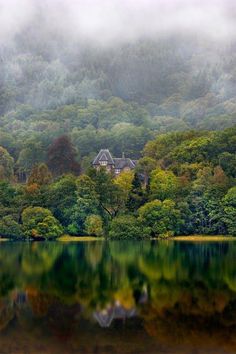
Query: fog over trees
0,1,236,238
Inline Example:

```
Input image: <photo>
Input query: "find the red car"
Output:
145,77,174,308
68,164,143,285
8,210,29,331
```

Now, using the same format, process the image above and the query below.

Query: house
93,302,136,328
92,149,136,175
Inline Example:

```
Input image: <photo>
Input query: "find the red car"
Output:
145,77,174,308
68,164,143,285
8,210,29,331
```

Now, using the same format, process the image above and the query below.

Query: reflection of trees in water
143,296,236,352
0,241,236,339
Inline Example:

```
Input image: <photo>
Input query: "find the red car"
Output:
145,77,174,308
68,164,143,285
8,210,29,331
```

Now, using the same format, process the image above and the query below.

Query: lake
0,240,236,354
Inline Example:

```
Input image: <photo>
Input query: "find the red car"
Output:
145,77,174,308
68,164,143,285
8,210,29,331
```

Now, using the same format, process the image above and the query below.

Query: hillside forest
1,14,236,239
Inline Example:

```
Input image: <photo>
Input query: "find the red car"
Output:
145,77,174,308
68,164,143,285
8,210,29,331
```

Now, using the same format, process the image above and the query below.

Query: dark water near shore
0,240,236,354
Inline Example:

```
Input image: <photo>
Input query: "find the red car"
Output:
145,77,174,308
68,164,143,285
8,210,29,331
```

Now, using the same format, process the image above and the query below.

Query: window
115,169,121,174
100,160,107,166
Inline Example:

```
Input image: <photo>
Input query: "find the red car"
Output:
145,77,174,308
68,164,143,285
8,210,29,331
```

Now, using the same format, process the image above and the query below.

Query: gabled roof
93,149,115,165
114,158,136,170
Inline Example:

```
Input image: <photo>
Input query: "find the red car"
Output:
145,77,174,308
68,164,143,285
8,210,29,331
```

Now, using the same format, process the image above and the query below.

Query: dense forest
1,33,236,175
0,125,236,239
1,3,236,239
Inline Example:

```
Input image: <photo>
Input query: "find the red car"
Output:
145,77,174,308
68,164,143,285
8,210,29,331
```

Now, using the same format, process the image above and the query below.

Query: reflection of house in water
93,301,136,328
13,291,28,307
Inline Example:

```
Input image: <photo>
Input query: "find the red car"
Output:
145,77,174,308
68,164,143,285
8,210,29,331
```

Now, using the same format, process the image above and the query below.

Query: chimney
122,152,125,158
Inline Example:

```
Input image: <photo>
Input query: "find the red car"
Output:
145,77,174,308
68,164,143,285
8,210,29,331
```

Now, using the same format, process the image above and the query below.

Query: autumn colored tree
28,163,52,186
47,135,80,177
85,215,103,236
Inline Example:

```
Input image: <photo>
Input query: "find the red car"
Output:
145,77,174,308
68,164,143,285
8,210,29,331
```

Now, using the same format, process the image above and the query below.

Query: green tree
186,166,229,234
16,138,46,181
109,215,144,239
150,168,179,201
85,215,103,236
114,170,134,210
22,207,63,239
69,175,100,234
0,216,23,239
126,172,145,212
223,187,236,235
136,157,156,187
89,168,120,218
0,146,14,181
138,199,183,238
47,175,77,226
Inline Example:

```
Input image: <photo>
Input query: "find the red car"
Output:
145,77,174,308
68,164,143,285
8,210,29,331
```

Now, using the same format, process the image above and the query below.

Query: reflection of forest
0,241,236,353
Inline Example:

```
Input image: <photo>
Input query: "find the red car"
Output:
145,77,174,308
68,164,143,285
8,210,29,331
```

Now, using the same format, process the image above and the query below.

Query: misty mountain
1,24,236,119
1,0,236,171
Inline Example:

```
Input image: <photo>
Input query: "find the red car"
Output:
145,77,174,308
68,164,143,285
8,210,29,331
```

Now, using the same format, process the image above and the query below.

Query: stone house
92,149,136,175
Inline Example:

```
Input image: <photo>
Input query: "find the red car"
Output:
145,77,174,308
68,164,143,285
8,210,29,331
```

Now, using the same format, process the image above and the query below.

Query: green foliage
0,181,17,207
150,168,179,201
0,216,23,239
68,175,100,234
109,215,145,239
0,147,14,181
85,215,103,236
136,157,156,186
22,207,63,239
126,173,146,212
47,174,77,226
89,168,121,218
138,199,183,237
223,187,236,236
0,125,236,239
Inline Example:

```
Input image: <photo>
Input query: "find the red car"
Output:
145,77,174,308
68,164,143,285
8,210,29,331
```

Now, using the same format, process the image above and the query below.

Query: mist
1,0,236,46
1,0,236,133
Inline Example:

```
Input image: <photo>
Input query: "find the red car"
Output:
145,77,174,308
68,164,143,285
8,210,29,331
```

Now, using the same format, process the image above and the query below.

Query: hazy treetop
1,0,236,46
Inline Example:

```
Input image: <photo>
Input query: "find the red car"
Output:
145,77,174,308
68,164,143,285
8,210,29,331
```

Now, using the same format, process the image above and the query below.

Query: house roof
114,158,136,170
92,149,136,170
92,149,115,165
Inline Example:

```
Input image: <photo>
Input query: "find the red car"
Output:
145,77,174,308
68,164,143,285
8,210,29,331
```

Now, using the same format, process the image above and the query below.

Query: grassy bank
172,235,236,242
58,235,105,242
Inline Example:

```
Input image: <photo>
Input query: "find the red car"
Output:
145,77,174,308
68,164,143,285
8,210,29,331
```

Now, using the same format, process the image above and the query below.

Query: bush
138,199,183,238
0,216,23,239
108,215,148,239
22,207,64,239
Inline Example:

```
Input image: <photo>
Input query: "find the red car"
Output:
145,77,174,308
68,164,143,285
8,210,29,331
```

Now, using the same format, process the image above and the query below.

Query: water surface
0,241,236,354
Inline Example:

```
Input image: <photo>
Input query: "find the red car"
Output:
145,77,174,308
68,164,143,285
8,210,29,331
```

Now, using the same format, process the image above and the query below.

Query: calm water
0,241,236,354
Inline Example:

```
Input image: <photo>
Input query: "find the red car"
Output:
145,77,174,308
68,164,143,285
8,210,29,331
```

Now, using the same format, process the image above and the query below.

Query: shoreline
58,235,105,242
0,235,235,242
171,235,235,242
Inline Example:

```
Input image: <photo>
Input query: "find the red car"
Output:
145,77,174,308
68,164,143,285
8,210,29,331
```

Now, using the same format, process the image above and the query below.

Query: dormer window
100,160,107,166
115,169,121,174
